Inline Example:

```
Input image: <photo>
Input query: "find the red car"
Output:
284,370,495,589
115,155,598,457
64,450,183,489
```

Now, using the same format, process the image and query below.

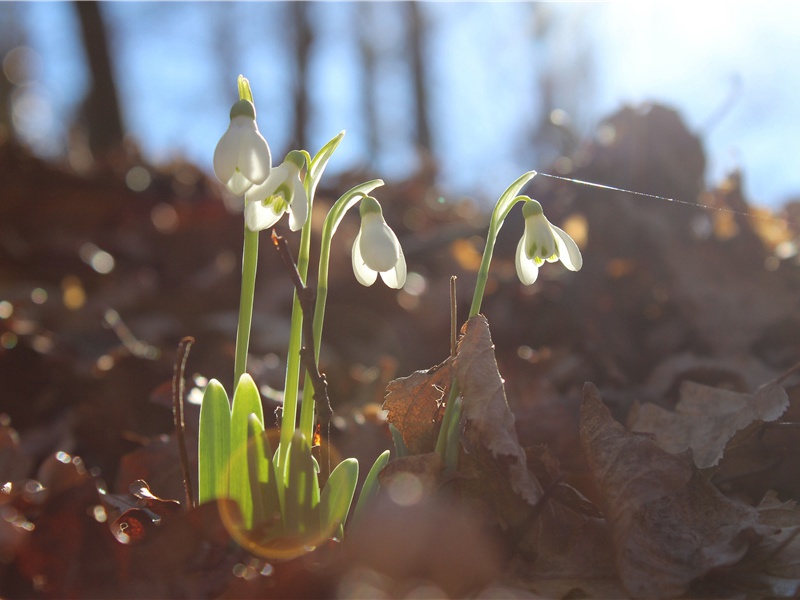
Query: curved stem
298,180,385,440
435,170,537,465
468,170,537,317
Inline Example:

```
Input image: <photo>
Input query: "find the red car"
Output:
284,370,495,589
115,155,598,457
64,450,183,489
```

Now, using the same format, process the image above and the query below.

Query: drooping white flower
213,99,272,195
244,151,308,232
351,197,406,289
515,197,582,285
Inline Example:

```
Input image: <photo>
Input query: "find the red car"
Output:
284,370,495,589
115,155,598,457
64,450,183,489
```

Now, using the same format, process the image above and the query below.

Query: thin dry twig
270,230,333,483
172,336,195,509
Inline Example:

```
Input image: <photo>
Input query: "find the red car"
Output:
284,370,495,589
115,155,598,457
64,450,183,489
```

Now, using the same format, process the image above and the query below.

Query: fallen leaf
581,382,759,598
710,490,800,598
629,380,789,468
383,358,452,455
457,315,543,507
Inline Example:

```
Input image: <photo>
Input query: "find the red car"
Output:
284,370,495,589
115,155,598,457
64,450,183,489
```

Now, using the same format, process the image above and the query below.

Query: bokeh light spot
126,166,152,192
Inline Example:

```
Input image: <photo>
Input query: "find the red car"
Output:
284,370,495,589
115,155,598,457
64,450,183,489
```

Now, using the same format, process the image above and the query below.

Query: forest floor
2,103,800,599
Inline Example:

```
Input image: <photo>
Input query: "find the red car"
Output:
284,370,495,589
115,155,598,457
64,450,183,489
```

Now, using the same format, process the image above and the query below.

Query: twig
172,336,195,510
450,276,457,357
270,230,333,482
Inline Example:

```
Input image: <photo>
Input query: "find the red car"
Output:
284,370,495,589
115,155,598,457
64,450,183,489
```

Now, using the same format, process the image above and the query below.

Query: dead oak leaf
456,315,543,508
629,380,789,469
581,382,758,599
711,490,800,598
383,358,452,455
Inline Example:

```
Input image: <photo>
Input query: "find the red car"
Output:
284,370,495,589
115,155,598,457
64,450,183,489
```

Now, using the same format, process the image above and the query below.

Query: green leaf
247,414,281,534
283,429,319,539
307,130,345,201
353,450,390,524
230,374,265,529
320,457,359,538
198,379,231,504
389,423,409,458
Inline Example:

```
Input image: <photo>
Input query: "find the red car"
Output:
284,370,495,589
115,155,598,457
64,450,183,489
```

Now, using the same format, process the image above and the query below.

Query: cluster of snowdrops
199,75,582,559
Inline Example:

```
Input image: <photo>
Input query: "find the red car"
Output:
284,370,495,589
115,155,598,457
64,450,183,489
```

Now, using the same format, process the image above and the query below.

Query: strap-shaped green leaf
282,430,319,539
198,379,231,505
247,414,283,536
319,457,359,538
352,450,389,525
307,130,345,202
230,374,265,529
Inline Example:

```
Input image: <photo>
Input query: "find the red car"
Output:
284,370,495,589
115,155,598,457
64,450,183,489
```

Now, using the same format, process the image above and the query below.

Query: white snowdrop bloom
244,151,307,232
351,197,407,289
515,198,582,285
213,99,272,196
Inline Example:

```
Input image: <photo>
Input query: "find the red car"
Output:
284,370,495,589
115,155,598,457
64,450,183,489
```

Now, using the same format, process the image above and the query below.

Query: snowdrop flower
213,99,272,196
352,196,406,289
244,151,307,232
515,197,582,285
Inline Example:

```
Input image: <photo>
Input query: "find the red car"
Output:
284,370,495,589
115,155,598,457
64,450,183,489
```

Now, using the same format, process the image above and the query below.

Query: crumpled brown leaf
629,380,789,469
581,382,759,598
710,490,800,598
457,315,543,507
383,358,452,455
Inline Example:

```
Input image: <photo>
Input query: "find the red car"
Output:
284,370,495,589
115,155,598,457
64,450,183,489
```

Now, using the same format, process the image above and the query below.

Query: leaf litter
4,104,800,597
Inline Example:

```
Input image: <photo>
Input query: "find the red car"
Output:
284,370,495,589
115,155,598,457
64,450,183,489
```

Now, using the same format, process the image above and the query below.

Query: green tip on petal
359,196,383,217
522,198,544,218
237,75,254,104
285,150,306,170
230,99,256,121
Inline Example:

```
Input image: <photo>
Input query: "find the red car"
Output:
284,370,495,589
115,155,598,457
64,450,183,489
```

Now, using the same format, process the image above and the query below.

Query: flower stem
233,221,259,387
279,208,313,463
434,171,537,464
232,74,257,388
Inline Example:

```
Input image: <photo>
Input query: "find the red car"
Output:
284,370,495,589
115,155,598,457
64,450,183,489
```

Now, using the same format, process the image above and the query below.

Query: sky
6,1,800,209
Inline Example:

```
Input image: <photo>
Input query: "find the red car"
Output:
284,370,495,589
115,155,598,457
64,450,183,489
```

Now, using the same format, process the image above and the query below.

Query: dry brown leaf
581,382,759,598
629,380,789,469
457,315,543,507
383,358,452,455
710,491,800,598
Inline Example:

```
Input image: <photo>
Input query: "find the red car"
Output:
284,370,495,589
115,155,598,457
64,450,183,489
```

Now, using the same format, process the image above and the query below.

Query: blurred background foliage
2,1,800,206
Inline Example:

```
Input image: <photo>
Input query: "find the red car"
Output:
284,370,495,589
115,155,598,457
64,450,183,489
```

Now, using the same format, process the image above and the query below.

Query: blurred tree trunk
406,2,431,152
74,0,125,158
291,1,313,151
358,3,379,159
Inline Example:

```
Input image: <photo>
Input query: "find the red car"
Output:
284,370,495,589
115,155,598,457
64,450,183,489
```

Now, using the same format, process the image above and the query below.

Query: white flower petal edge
515,236,540,285
351,230,379,286
245,199,283,232
352,197,406,288
213,106,271,195
288,177,308,232
243,159,308,233
380,243,407,289
515,197,582,285
551,224,583,271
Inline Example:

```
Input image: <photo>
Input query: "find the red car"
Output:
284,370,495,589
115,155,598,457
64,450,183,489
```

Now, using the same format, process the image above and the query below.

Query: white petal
228,171,253,196
235,120,271,185
245,200,283,232
515,236,540,285
288,178,308,231
524,213,557,260
551,224,583,271
351,230,378,286
380,243,407,289
245,165,284,204
213,126,239,183
359,214,400,272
